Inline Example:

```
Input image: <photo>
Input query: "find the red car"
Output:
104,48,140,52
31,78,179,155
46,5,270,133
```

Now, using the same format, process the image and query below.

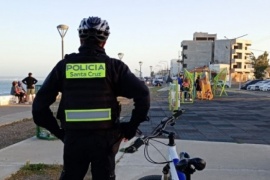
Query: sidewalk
0,104,32,126
0,87,270,180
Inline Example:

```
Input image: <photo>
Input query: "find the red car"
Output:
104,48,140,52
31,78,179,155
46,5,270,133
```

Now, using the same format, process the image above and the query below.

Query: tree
252,51,269,79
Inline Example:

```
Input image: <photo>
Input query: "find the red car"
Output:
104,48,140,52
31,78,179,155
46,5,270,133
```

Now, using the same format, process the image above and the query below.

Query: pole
140,65,142,78
61,37,64,59
229,40,232,88
139,61,143,79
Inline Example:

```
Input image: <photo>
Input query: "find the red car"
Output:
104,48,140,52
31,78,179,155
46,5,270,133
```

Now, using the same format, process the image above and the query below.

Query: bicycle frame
167,145,186,180
123,109,205,180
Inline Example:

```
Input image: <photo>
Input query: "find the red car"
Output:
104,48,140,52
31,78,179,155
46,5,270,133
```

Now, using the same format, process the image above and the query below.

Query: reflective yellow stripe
65,109,111,122
66,63,106,78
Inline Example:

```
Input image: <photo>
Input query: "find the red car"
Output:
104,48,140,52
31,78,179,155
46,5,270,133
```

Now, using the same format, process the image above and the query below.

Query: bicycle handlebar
122,109,184,153
121,109,207,178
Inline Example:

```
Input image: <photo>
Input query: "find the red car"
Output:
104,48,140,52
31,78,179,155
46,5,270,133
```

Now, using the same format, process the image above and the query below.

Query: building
214,39,253,81
179,32,253,82
170,59,182,77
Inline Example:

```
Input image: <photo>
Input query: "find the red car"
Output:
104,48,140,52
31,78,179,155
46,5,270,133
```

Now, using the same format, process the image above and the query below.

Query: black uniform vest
59,53,120,130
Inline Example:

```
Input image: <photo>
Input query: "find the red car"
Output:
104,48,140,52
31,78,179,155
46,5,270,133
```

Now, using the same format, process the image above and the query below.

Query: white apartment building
214,39,253,81
178,32,253,82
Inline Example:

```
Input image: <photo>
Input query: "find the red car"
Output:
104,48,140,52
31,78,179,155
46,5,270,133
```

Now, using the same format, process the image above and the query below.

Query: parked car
240,80,262,90
144,78,153,85
152,79,162,86
261,84,270,91
157,78,164,84
259,81,270,91
247,80,270,90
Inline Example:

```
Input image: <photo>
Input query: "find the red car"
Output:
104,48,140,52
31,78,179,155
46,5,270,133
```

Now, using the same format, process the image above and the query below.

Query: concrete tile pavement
1,87,270,179
1,136,270,180
116,139,270,180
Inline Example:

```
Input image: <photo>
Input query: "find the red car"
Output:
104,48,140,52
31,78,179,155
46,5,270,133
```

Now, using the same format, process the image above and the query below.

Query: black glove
119,122,139,140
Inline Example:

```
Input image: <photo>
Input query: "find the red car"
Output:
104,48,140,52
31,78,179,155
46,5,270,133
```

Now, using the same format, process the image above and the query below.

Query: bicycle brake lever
136,128,143,136
123,138,145,153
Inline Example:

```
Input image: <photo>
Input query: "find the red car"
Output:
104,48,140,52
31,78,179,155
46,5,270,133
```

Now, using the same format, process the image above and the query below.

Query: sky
1,0,270,78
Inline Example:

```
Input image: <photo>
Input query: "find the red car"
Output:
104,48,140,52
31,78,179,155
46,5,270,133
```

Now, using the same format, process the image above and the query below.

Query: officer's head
78,16,110,47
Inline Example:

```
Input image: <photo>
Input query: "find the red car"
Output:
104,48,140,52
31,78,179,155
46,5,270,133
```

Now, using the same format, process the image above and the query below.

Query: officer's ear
80,39,84,45
99,41,106,48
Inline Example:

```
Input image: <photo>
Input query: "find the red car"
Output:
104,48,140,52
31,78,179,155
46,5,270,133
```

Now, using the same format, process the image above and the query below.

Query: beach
0,76,44,95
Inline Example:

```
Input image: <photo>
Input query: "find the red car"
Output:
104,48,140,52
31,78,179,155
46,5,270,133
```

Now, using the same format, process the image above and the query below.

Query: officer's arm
119,67,150,125
32,63,64,140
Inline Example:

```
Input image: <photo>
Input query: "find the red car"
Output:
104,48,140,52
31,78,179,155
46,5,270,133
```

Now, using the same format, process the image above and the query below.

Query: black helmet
78,16,110,42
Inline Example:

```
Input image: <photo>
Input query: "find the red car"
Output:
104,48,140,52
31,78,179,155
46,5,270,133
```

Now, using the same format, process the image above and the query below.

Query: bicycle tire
138,175,162,180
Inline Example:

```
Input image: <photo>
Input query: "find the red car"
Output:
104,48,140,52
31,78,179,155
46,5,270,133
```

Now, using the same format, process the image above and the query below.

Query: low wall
0,95,16,106
0,93,62,106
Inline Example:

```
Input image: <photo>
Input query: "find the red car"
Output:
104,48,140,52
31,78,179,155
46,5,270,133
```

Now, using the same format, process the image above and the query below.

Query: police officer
32,16,150,180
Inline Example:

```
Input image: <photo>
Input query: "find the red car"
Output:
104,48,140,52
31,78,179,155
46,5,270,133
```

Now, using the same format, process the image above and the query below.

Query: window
183,54,187,59
183,45,188,50
236,62,241,68
234,53,242,59
233,43,243,50
195,37,207,41
237,43,243,49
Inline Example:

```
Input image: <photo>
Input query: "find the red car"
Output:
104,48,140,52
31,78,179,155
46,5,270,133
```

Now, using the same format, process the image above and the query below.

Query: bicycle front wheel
138,175,162,180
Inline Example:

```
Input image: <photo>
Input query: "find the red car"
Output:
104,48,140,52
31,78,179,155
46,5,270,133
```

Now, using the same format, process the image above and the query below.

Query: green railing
168,80,180,111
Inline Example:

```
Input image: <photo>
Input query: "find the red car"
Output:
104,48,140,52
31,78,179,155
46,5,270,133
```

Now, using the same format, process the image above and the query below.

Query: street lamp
139,61,143,79
149,66,153,77
224,34,248,88
118,53,124,60
57,24,69,59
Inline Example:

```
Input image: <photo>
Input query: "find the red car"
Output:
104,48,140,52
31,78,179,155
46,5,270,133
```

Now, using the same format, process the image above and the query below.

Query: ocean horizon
0,76,45,95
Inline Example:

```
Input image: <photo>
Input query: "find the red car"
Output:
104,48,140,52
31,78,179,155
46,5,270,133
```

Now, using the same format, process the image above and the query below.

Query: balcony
245,60,253,65
233,68,253,73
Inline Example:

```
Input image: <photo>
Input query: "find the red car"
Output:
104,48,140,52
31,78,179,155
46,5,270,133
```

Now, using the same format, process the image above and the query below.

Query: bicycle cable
143,137,172,164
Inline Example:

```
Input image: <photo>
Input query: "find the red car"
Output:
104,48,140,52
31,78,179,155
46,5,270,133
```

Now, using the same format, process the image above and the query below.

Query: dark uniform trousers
59,129,122,180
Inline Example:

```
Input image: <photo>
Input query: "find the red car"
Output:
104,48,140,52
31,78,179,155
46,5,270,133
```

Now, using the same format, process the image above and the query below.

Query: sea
0,76,45,95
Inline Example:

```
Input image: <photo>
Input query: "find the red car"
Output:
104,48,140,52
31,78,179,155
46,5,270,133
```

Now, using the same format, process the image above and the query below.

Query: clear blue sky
1,0,270,78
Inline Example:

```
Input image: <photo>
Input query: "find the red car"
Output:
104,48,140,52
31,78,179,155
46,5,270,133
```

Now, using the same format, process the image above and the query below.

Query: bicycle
121,109,206,180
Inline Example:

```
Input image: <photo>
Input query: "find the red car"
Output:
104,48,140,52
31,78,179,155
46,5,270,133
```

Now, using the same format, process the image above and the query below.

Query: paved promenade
136,88,270,145
0,88,270,179
0,104,32,126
